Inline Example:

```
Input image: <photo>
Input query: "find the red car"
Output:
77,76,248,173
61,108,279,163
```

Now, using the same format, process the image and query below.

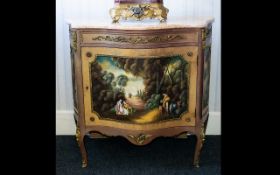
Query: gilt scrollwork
128,133,152,145
202,29,206,41
202,26,212,48
200,125,206,143
92,35,183,44
202,27,211,40
70,31,77,52
194,124,206,168
75,127,80,143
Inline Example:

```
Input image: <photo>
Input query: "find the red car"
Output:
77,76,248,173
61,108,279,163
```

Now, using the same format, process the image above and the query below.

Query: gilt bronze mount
110,0,169,23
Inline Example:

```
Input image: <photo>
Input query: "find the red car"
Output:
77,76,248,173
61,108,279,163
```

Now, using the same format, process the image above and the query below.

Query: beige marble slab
67,16,214,29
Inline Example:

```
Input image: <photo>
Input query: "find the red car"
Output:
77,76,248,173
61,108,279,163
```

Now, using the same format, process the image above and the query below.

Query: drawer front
81,46,198,130
79,29,199,48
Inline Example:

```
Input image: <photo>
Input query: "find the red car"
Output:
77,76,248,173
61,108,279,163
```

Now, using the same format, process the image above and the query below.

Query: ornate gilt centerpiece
110,0,169,23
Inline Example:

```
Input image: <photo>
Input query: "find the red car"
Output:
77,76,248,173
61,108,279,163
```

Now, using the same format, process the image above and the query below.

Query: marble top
68,17,214,30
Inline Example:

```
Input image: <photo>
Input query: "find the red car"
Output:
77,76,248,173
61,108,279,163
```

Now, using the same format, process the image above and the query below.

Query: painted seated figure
162,93,170,114
115,99,132,115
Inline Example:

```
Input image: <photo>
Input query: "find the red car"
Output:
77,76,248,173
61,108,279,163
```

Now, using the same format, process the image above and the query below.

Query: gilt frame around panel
81,46,198,130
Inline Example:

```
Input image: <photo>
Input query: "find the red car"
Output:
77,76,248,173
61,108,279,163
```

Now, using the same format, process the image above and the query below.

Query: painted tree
116,75,129,87
103,72,115,85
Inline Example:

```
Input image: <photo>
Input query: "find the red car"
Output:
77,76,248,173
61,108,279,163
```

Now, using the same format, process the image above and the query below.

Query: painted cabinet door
81,46,198,130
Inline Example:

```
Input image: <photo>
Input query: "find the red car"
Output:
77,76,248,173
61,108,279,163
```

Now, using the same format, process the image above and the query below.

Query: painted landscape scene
90,55,189,124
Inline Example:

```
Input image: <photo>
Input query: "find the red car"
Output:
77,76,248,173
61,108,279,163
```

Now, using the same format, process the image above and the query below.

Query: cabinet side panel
69,29,79,118
202,25,212,116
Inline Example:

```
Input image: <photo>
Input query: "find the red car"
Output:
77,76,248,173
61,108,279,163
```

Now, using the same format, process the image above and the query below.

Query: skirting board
56,110,221,135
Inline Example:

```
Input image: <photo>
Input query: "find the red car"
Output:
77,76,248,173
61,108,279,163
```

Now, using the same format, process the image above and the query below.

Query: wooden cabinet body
69,18,213,168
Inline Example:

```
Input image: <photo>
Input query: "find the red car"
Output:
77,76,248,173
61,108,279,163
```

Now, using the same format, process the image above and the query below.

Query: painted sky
96,56,145,96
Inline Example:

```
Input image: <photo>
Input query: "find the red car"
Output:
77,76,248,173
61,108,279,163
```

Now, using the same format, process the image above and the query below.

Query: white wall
56,0,221,135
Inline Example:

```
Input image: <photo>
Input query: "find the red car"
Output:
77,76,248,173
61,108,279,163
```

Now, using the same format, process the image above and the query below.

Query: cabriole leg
76,127,88,168
193,124,206,168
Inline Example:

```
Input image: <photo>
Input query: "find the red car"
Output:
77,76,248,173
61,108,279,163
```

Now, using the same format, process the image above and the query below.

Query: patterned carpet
56,135,220,175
